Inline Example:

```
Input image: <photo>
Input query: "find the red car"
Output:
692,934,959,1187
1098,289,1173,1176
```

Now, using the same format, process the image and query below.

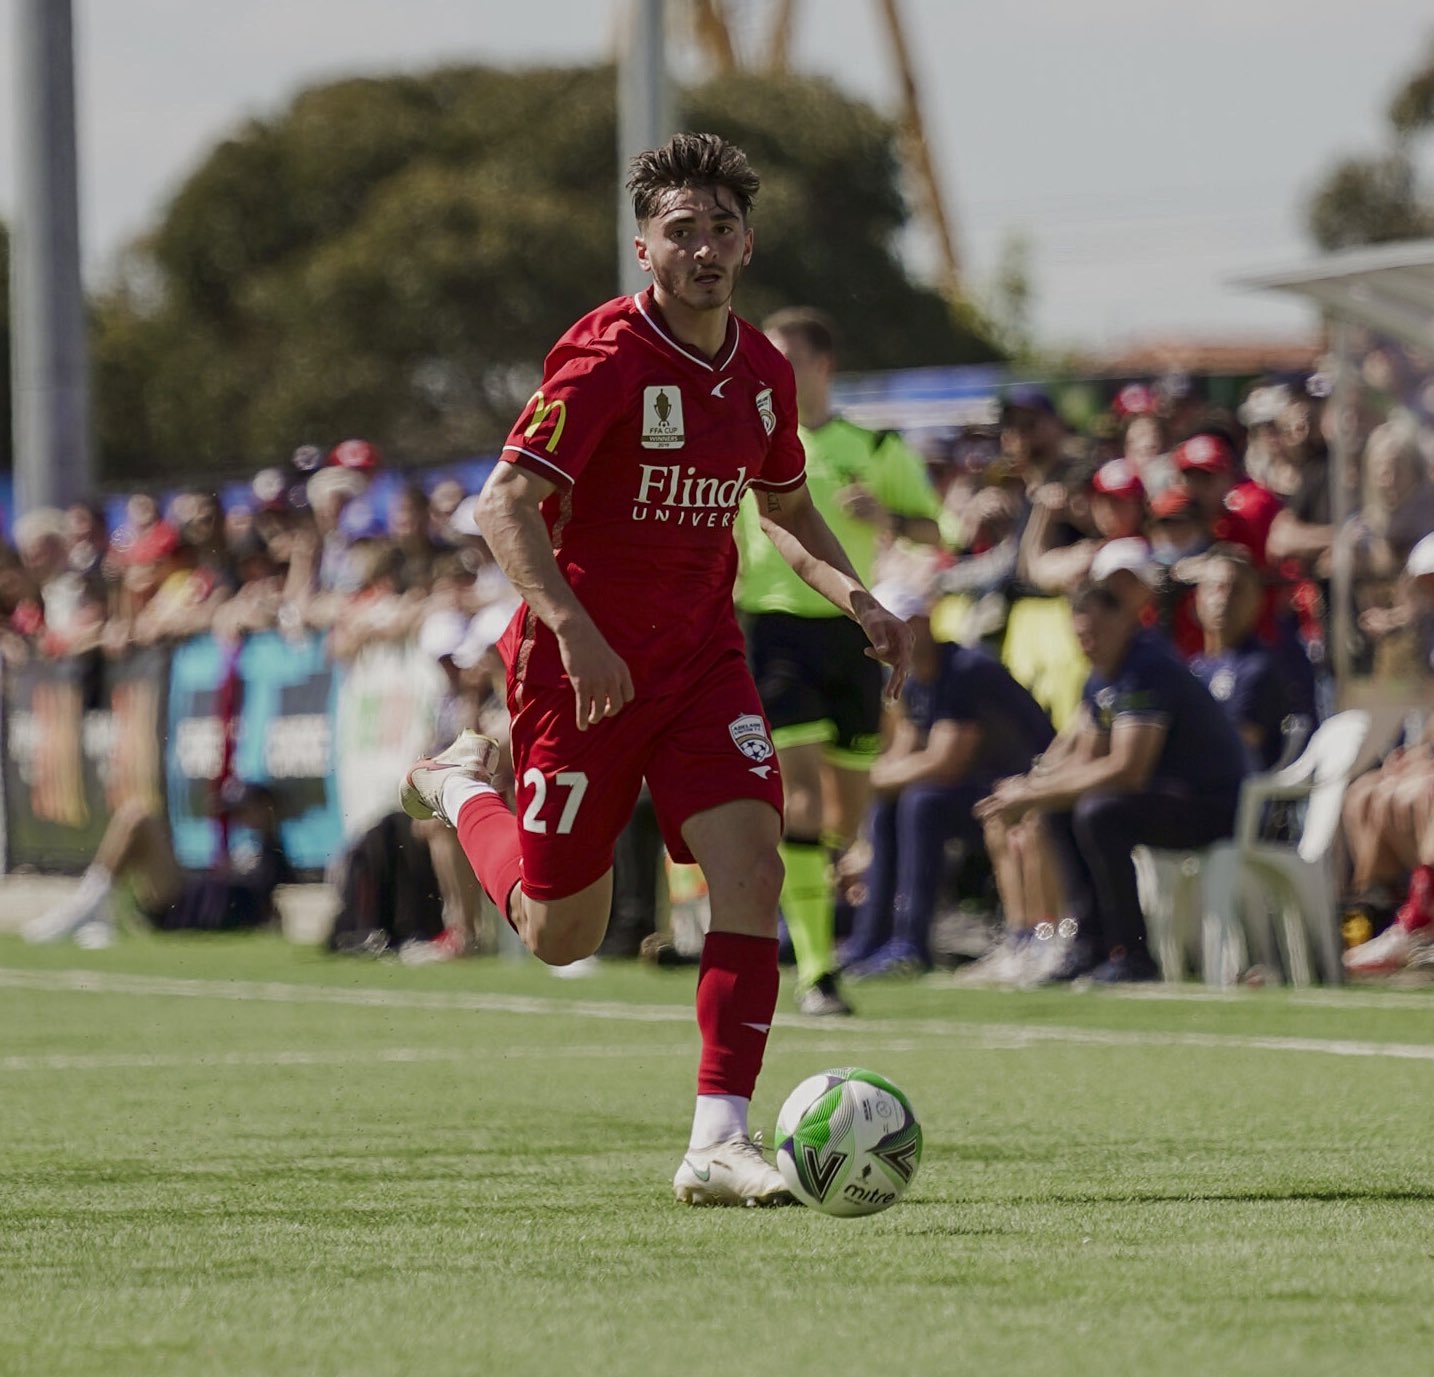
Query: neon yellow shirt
734,416,941,618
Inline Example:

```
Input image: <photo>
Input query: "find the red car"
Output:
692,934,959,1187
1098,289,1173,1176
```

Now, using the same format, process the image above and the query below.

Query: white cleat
399,730,501,826
1343,921,1433,976
674,1135,796,1207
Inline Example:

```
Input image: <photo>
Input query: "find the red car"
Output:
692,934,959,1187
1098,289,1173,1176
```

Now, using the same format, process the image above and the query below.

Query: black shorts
744,612,883,765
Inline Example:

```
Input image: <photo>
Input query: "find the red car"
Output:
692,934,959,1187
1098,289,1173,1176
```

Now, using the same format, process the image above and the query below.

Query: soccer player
399,133,912,1206
734,308,943,1017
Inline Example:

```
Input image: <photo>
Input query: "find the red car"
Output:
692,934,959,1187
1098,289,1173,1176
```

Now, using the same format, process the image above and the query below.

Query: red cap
329,438,381,472
1150,485,1196,520
1172,434,1235,474
1112,383,1158,418
1090,458,1145,503
125,522,182,565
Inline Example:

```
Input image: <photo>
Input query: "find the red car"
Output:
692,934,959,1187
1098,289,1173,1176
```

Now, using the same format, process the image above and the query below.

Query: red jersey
1215,479,1283,568
500,287,806,699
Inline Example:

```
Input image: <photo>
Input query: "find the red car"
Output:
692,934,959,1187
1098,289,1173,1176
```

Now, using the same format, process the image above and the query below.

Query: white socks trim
689,1094,750,1151
441,775,498,825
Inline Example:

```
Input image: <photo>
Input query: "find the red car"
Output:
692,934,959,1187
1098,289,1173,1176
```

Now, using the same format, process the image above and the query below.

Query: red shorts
507,648,785,901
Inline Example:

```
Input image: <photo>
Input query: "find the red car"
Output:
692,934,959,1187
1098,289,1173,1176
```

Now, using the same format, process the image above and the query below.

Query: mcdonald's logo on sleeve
522,391,568,454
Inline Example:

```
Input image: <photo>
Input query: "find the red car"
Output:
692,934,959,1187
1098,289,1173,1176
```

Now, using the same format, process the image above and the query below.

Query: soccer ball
774,1067,922,1216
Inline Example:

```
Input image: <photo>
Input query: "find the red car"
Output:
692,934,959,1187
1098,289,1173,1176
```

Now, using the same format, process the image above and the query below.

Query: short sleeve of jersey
747,361,806,493
501,341,623,489
1111,646,1172,731
869,433,943,521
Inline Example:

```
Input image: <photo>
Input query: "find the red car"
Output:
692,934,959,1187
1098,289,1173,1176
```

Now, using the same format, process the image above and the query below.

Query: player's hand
557,624,635,731
974,776,1031,824
854,595,914,703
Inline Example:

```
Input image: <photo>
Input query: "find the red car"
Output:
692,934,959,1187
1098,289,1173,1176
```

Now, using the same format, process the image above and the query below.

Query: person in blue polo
1189,543,1292,770
840,582,1055,978
975,582,1249,982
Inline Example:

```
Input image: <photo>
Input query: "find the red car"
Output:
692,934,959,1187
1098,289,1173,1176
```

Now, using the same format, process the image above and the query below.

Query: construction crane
676,0,963,306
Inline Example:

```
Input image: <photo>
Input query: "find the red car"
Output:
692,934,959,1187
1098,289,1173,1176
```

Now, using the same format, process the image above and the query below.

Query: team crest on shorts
642,386,685,449
754,387,776,437
729,713,774,763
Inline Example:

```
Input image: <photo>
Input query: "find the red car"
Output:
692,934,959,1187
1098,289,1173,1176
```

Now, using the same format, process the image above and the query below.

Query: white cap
418,609,471,662
1090,536,1158,587
870,578,931,622
1407,532,1434,578
450,495,483,537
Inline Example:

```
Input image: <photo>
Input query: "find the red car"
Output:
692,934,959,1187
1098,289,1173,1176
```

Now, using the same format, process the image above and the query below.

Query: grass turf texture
2,933,1432,1377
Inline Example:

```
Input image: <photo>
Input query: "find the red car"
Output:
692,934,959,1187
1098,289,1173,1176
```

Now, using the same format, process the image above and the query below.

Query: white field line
0,966,1431,1065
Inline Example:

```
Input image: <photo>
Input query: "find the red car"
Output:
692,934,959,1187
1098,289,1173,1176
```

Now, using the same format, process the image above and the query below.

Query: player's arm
476,463,634,730
870,719,982,792
757,480,912,698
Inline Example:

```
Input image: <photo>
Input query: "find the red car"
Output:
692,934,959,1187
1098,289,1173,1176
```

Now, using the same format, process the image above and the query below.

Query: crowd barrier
1,633,446,875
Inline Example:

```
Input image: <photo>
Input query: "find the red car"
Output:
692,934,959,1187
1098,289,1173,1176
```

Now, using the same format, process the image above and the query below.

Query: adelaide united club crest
729,714,775,777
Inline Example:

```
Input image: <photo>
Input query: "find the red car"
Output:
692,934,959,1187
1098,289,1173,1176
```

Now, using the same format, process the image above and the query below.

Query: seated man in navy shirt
976,583,1249,982
1189,544,1292,771
841,584,1056,978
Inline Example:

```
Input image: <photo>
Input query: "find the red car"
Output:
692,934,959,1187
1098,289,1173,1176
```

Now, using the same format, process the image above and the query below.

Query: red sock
454,792,524,931
696,931,779,1098
1397,865,1434,931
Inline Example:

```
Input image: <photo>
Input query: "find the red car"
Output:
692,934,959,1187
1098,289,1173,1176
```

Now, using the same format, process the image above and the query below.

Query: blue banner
166,632,343,871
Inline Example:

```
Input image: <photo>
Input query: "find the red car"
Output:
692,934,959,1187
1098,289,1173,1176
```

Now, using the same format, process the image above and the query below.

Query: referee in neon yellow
735,308,944,1016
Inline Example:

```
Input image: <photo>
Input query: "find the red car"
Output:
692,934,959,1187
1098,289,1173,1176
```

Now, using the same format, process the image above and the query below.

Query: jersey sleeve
500,342,623,488
869,434,943,520
1111,651,1172,731
748,362,806,492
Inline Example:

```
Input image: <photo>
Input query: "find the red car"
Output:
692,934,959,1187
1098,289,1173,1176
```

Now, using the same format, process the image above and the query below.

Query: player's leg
646,657,793,1204
402,705,639,967
24,799,180,943
672,797,792,1205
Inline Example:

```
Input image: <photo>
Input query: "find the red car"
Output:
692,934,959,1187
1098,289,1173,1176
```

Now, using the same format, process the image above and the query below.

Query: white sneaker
23,889,110,944
74,919,116,950
1014,920,1076,989
953,932,1028,988
674,1135,795,1207
1343,921,1433,975
399,730,500,826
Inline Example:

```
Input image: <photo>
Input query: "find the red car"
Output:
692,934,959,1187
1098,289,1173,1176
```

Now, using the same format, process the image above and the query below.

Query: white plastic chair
1135,715,1313,985
1208,709,1378,986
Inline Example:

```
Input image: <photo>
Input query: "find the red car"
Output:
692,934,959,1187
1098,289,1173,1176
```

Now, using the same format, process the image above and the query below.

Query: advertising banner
167,632,343,871
3,649,166,871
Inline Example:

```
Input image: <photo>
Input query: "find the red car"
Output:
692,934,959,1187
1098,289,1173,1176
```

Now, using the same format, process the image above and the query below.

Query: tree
1307,40,1434,250
91,65,998,482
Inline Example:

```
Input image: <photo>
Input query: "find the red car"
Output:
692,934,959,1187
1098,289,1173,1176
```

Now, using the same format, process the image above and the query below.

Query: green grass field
2,932,1432,1377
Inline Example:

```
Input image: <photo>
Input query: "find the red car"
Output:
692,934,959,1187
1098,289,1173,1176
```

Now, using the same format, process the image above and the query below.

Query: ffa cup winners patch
755,387,776,436
642,386,685,449
729,713,774,763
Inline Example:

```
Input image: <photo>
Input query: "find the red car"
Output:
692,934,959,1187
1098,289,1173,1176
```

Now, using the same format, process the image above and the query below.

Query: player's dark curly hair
626,132,760,222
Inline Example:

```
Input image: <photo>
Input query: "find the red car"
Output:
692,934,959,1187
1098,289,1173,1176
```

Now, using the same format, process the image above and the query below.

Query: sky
1,0,1431,352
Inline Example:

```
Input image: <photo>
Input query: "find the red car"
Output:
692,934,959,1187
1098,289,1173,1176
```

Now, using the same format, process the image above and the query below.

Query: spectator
1189,545,1292,770
975,583,1249,983
387,482,443,591
840,582,1055,979
64,500,109,580
14,507,88,645
1341,416,1434,678
23,783,291,946
1024,456,1149,595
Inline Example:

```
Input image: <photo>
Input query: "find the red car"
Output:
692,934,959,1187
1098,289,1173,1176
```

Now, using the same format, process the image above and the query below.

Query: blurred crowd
7,362,1434,979
1,438,519,705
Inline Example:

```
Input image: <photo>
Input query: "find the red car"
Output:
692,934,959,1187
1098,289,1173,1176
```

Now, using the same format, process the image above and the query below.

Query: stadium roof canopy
1232,238,1434,354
